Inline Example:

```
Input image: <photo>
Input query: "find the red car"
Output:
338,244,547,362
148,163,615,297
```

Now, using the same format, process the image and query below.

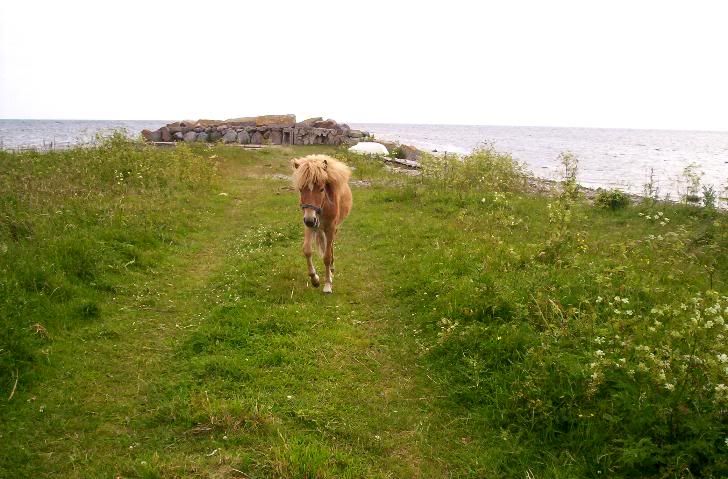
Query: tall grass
387,147,728,476
0,134,217,390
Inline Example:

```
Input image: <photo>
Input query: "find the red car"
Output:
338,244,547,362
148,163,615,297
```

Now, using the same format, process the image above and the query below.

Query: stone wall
141,114,369,146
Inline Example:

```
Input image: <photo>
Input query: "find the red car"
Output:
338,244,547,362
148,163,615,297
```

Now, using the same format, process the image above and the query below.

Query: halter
300,203,323,215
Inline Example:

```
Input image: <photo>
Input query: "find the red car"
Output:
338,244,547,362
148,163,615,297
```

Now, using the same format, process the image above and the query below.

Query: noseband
300,203,323,215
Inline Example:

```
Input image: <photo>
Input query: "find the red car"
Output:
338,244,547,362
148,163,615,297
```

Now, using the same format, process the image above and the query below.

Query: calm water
352,123,728,199
0,119,168,150
2,119,726,199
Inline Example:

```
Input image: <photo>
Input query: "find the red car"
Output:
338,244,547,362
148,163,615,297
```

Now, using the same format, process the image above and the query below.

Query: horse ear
323,159,328,170
291,159,300,169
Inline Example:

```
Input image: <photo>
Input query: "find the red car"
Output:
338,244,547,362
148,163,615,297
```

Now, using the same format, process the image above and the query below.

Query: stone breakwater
141,114,370,146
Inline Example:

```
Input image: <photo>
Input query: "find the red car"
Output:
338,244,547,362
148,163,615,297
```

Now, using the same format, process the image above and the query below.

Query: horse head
292,157,330,228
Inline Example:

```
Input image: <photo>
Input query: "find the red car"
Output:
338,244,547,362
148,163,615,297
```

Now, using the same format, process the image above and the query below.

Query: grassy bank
0,139,726,478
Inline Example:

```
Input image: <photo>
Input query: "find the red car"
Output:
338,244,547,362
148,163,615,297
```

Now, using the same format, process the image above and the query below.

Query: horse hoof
323,283,332,294
310,274,320,287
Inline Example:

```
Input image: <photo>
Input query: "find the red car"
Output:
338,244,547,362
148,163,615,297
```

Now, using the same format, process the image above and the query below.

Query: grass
0,138,726,478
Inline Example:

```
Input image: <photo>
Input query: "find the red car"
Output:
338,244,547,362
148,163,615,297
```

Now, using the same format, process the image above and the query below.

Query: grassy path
1,149,479,478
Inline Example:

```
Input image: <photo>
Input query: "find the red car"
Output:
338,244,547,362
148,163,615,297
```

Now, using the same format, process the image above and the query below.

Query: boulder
348,130,364,138
225,116,256,126
377,140,398,153
173,132,184,141
196,132,209,142
313,118,338,129
250,131,264,144
222,130,238,143
399,144,421,160
197,119,222,127
296,117,322,128
270,130,282,145
255,114,295,128
209,131,222,142
237,130,250,144
160,127,171,142
141,129,160,142
183,131,197,143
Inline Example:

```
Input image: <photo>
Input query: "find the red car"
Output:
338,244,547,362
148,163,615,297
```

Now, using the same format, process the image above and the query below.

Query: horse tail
315,230,327,258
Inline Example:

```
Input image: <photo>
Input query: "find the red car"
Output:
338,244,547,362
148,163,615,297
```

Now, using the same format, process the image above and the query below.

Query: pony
291,154,352,294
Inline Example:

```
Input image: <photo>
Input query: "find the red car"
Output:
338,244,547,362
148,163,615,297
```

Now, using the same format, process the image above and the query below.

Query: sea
1,119,727,200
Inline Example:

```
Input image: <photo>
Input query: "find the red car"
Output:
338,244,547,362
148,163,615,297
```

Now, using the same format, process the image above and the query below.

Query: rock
194,127,203,133
222,130,238,143
141,129,160,142
196,132,209,142
270,130,282,145
250,131,264,144
399,144,421,160
348,130,364,138
237,130,250,144
183,131,197,143
225,116,256,126
197,119,222,127
160,127,171,142
255,114,296,128
173,132,184,141
377,140,398,152
209,131,222,142
313,118,338,129
296,117,322,128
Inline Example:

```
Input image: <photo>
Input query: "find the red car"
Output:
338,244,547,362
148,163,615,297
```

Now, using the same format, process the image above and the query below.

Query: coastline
2,119,726,207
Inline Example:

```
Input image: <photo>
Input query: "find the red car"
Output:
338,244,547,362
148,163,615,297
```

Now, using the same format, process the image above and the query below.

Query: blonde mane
292,155,351,191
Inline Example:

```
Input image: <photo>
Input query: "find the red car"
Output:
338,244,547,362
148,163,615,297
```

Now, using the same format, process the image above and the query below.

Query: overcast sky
1,0,727,130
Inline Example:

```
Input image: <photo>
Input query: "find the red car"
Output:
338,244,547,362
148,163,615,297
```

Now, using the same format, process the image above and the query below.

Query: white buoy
348,142,389,155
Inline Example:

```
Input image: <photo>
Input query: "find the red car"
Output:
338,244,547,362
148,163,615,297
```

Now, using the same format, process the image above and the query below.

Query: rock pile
141,114,369,146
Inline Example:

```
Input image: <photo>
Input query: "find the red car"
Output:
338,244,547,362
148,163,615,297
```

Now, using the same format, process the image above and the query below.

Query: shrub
594,188,632,210
392,145,408,160
419,143,527,195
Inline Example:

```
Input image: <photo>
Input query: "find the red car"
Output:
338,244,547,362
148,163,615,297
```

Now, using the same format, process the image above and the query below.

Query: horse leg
322,230,335,294
330,227,338,274
303,228,319,287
